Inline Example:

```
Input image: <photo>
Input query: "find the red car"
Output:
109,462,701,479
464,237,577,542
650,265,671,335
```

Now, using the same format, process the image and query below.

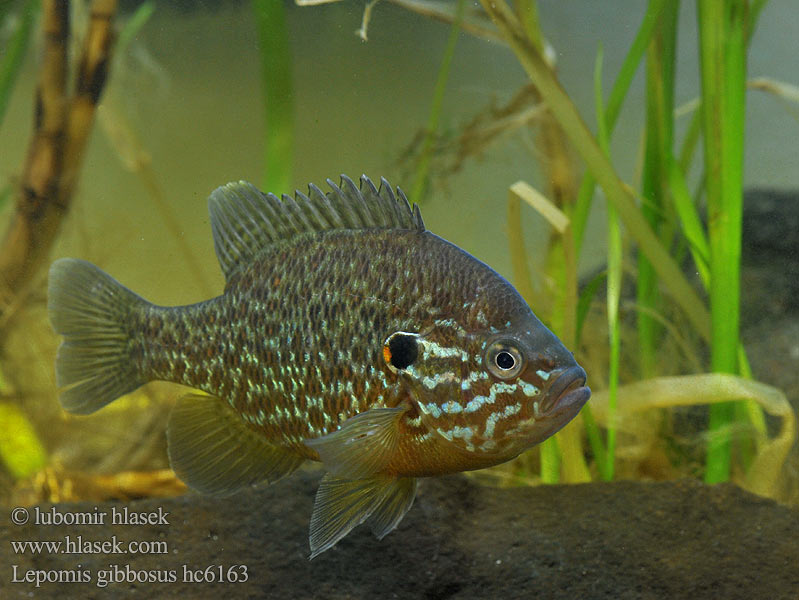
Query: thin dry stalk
0,0,118,331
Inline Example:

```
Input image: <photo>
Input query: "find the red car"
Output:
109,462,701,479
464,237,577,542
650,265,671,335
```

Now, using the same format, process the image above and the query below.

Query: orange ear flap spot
382,344,392,365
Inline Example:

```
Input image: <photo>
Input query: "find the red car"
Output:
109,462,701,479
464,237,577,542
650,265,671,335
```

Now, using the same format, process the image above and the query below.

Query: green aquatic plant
115,0,154,55
589,374,794,499
637,1,677,381
410,0,465,204
696,0,747,484
508,181,588,483
572,0,671,254
474,0,789,492
252,0,294,193
1,0,789,505
0,401,48,480
481,0,710,338
593,44,621,481
0,0,39,129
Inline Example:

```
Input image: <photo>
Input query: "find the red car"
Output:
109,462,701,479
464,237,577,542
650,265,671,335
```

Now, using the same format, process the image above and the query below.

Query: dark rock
740,189,799,499
740,188,799,329
2,470,798,599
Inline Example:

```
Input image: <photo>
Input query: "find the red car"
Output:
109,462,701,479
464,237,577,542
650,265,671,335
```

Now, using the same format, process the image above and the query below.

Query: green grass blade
410,0,464,203
507,193,537,305
677,108,702,175
669,157,767,473
539,436,560,483
0,0,39,130
515,0,543,53
573,0,670,253
575,269,606,346
677,1,769,182
479,0,712,344
667,155,709,281
698,0,747,484
580,403,606,474
252,0,294,193
637,0,678,378
116,1,156,57
595,43,620,481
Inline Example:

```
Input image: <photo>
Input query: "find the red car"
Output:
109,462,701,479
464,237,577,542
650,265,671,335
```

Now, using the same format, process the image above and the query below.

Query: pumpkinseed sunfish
48,175,590,558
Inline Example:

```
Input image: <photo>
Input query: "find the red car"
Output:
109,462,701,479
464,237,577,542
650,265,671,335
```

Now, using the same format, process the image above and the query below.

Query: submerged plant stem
410,0,464,203
0,0,118,326
478,0,711,344
0,0,39,130
589,374,794,499
698,0,747,484
506,194,536,304
594,44,619,481
252,0,294,193
115,0,155,56
572,0,670,253
508,181,588,483
637,1,678,379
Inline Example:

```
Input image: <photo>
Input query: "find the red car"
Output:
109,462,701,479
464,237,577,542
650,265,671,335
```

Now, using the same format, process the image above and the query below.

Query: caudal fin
48,258,148,415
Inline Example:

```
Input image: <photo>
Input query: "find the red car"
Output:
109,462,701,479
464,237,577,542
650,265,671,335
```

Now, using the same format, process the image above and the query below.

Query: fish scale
47,175,590,558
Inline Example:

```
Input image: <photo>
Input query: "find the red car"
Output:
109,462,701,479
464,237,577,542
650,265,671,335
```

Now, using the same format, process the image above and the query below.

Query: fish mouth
540,365,590,416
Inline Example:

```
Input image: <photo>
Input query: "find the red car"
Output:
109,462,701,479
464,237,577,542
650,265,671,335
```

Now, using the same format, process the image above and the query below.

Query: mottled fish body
48,175,590,557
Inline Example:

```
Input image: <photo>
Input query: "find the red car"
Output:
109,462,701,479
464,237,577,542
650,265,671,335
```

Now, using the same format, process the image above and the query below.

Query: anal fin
309,473,418,559
167,393,303,496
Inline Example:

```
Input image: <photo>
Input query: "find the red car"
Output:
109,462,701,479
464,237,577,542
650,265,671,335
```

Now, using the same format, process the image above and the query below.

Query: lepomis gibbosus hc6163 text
48,175,590,557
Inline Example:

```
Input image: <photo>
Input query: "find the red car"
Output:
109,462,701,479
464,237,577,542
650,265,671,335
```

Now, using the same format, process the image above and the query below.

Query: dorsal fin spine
294,190,325,231
308,183,343,229
208,175,425,281
281,193,308,235
340,175,373,227
325,179,359,229
379,177,404,228
359,176,388,228
258,194,280,241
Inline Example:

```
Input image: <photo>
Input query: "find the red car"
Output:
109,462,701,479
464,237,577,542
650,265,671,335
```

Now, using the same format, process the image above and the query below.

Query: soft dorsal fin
208,175,426,281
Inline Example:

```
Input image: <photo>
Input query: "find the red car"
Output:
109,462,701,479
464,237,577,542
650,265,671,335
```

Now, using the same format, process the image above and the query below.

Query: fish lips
510,366,590,450
540,365,591,419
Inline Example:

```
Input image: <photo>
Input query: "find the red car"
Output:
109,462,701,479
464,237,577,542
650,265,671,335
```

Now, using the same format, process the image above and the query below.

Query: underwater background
3,0,797,301
0,1,798,597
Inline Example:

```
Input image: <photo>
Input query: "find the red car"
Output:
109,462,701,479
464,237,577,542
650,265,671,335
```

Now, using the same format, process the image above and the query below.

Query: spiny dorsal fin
208,175,425,281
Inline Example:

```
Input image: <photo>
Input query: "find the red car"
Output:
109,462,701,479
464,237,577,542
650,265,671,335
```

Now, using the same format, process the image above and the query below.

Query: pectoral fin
167,393,303,495
309,473,418,558
303,405,406,479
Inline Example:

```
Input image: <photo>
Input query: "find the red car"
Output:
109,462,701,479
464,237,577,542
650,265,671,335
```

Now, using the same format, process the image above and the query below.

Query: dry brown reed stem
0,0,118,329
13,466,186,505
506,194,536,304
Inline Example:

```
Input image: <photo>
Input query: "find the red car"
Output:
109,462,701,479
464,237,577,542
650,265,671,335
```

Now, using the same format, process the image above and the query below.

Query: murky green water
2,1,797,307
1,0,797,510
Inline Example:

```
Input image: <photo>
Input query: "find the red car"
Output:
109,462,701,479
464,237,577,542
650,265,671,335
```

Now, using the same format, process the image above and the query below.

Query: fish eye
485,341,524,379
383,331,420,371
